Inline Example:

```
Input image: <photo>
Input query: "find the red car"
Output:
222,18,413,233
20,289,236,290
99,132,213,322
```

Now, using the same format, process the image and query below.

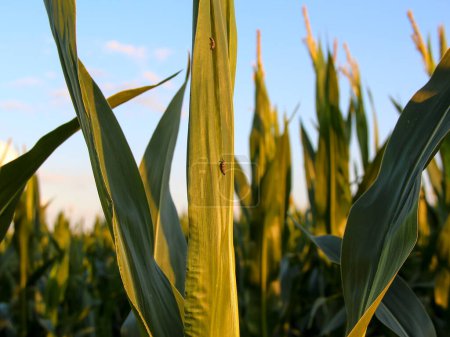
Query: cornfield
1,1,449,336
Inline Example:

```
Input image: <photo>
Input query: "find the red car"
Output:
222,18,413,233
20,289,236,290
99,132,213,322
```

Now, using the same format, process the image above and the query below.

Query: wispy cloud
105,40,147,61
153,48,173,61
0,100,33,112
9,76,42,87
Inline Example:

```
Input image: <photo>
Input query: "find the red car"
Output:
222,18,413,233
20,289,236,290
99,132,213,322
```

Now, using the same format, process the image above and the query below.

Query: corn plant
42,0,238,336
234,31,292,337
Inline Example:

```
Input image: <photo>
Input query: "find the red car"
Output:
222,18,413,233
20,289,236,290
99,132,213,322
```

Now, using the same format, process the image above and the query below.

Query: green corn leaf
389,96,404,114
233,158,252,223
354,90,369,169
353,141,387,202
185,0,239,335
439,137,450,207
314,54,351,236
300,122,316,219
258,123,291,336
341,50,450,336
435,215,450,309
320,307,346,336
376,276,436,337
44,213,71,327
293,219,436,337
12,175,42,336
139,58,189,295
0,77,177,244
43,1,183,336
121,311,146,337
249,32,277,211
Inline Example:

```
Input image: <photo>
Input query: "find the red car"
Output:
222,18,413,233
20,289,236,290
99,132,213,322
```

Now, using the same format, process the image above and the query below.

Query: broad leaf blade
293,218,437,337
185,0,239,335
314,55,351,236
0,80,175,243
139,61,189,295
376,277,436,337
43,1,183,336
341,50,450,336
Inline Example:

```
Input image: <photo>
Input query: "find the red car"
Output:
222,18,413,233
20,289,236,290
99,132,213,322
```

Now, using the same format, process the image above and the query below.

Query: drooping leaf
139,59,189,295
293,219,437,337
341,50,450,336
376,277,436,337
184,0,239,336
43,1,183,336
0,75,177,244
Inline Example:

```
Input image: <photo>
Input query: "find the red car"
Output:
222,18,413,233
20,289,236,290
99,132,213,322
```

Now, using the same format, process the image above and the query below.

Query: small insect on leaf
219,158,226,175
209,37,216,50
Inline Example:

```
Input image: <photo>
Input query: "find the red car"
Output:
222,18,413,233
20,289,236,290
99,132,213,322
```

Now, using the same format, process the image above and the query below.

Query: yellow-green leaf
184,0,239,335
341,50,450,336
43,1,183,336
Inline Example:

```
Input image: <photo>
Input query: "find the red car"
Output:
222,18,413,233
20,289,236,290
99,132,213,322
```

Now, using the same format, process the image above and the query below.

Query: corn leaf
353,141,387,202
233,158,252,223
44,213,71,326
435,215,450,308
341,50,450,336
258,123,291,336
300,122,316,219
139,59,189,295
294,220,436,337
249,43,276,208
0,76,177,244
184,0,239,335
314,55,351,235
43,1,183,336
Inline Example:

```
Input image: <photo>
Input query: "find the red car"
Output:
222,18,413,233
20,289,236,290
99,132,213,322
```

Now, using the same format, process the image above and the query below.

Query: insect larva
219,158,226,175
209,37,215,50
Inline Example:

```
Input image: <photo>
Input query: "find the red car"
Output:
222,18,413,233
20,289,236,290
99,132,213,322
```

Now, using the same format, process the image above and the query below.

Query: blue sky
0,1,449,227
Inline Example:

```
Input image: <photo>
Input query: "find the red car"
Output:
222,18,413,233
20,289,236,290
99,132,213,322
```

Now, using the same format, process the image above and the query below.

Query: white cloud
9,76,42,87
105,40,147,60
0,100,33,112
154,48,173,61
